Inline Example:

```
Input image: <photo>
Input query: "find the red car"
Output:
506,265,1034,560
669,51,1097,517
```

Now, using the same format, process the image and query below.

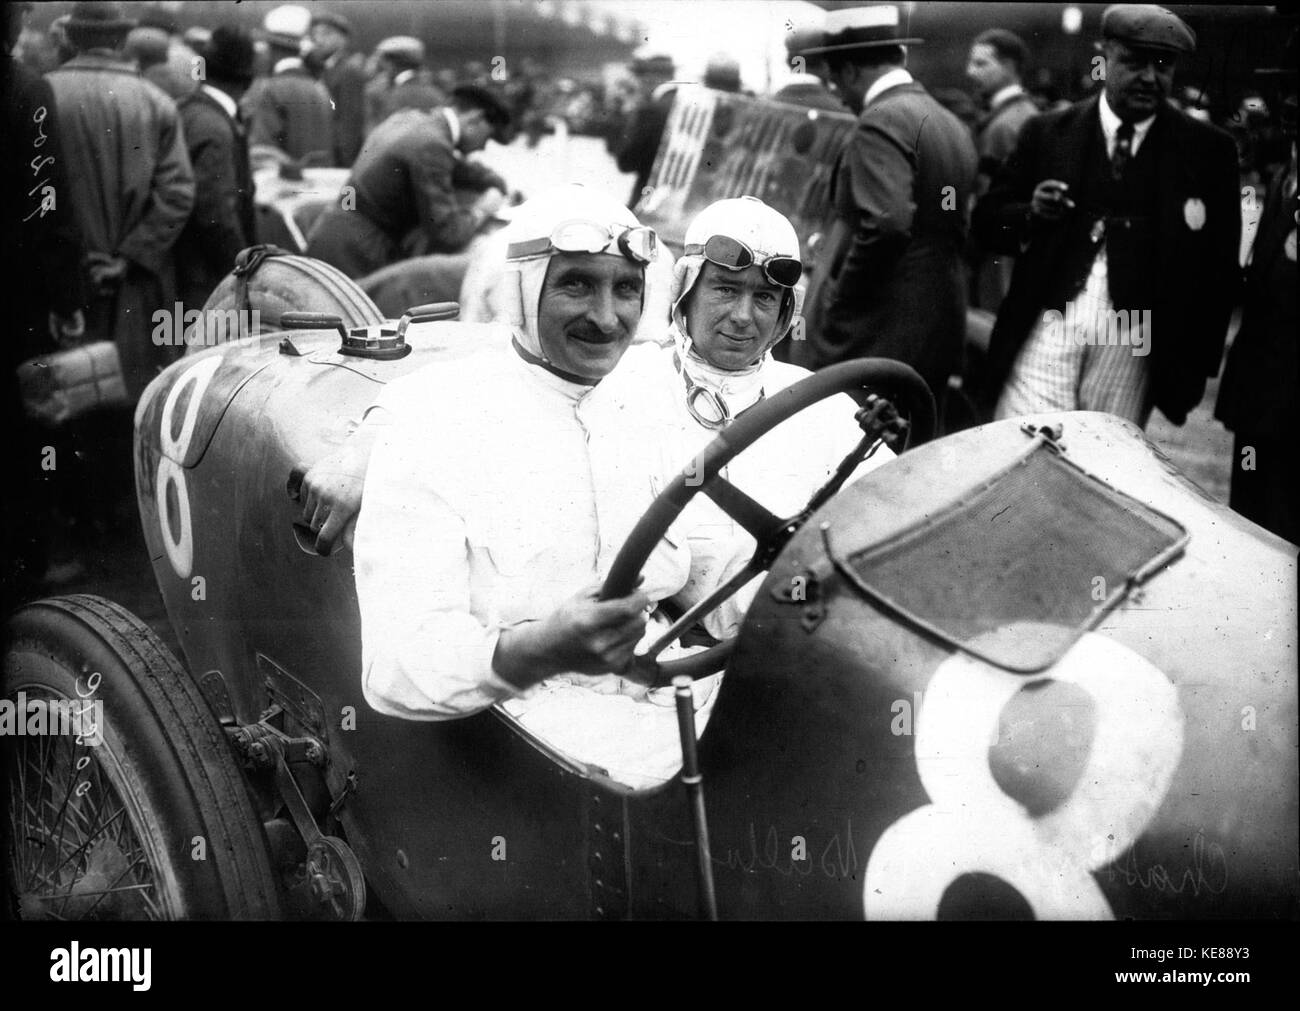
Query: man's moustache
568,325,620,343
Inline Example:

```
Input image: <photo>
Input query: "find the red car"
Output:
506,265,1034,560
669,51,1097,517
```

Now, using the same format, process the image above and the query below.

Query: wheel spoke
48,806,127,879
74,851,152,918
4,724,160,921
56,881,155,898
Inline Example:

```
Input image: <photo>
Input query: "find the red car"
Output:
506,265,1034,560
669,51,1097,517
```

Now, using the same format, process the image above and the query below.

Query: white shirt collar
442,106,461,147
865,67,913,107
783,71,826,88
989,82,1026,109
273,56,304,75
201,83,239,120
1099,91,1156,157
392,68,417,87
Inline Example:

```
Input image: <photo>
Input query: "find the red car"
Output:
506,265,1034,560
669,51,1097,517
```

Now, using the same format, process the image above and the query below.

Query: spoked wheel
2,595,281,920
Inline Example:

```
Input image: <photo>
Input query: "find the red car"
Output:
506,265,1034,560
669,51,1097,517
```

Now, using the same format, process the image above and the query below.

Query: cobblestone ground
20,134,1244,656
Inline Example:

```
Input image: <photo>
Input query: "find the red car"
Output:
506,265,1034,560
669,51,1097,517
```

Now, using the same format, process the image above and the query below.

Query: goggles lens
507,220,658,265
687,234,803,288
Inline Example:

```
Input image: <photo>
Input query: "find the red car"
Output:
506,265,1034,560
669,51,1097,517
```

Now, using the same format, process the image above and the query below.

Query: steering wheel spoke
643,558,765,660
701,477,785,543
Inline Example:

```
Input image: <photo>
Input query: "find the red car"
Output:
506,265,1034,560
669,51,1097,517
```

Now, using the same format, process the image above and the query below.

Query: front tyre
2,595,281,920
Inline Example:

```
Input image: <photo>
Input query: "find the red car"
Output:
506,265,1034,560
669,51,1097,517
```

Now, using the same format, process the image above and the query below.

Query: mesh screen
843,444,1188,672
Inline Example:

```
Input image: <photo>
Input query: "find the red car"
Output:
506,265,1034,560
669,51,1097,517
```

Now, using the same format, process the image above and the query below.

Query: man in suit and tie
306,86,511,279
973,4,1240,428
174,25,257,315
791,4,978,421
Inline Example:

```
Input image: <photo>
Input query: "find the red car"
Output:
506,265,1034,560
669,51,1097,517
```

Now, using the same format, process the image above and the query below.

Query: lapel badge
1183,197,1207,231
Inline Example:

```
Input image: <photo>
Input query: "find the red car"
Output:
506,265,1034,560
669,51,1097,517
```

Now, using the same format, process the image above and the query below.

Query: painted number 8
864,633,1184,919
156,356,223,580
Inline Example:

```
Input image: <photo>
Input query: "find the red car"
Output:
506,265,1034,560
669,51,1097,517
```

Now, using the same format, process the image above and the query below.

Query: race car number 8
864,633,1184,919
156,356,224,580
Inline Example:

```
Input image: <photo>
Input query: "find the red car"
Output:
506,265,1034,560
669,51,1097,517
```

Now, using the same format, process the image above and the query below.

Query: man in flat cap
306,10,367,167
791,4,977,426
306,84,511,277
973,4,1239,428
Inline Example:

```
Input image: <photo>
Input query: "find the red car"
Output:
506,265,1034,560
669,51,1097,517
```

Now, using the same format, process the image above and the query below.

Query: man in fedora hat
174,25,258,314
46,0,195,399
306,10,367,166
791,3,977,424
973,4,1239,429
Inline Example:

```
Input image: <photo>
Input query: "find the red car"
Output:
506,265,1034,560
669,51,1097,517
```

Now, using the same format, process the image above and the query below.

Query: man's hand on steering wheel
492,584,652,691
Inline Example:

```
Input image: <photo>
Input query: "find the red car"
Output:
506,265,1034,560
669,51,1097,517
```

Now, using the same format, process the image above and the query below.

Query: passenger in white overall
602,197,896,637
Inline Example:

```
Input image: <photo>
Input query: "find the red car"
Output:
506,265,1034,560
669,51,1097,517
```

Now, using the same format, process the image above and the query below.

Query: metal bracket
197,669,237,726
1019,421,1066,453
271,752,365,921
770,562,828,633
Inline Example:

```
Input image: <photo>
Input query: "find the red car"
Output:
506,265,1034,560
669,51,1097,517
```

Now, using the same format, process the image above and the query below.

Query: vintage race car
3,291,1296,921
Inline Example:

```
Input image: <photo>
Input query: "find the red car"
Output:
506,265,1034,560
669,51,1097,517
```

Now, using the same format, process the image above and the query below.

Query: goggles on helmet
684,234,803,288
506,219,659,265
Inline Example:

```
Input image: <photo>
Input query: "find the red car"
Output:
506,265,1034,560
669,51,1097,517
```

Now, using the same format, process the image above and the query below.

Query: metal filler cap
278,302,459,362
341,324,409,361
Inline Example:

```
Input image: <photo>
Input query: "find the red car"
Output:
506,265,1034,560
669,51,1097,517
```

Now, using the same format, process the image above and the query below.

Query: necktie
1112,121,1135,181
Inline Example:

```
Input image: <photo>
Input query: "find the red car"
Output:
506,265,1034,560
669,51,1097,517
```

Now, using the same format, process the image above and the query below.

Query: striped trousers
996,251,1153,427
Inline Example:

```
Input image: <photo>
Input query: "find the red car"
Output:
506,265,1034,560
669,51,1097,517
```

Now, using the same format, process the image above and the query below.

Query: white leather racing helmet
671,196,805,347
499,184,665,358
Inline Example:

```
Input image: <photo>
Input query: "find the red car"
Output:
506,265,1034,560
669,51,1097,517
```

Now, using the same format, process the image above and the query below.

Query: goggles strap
511,336,600,386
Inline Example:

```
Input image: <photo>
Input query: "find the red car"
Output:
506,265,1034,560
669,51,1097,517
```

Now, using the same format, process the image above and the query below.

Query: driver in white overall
602,197,896,635
352,185,723,788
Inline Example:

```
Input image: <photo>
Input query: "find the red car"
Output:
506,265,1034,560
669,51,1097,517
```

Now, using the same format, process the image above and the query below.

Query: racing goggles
506,219,659,265
684,234,803,288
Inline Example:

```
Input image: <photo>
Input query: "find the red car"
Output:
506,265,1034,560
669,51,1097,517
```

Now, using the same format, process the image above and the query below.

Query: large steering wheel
601,359,936,688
